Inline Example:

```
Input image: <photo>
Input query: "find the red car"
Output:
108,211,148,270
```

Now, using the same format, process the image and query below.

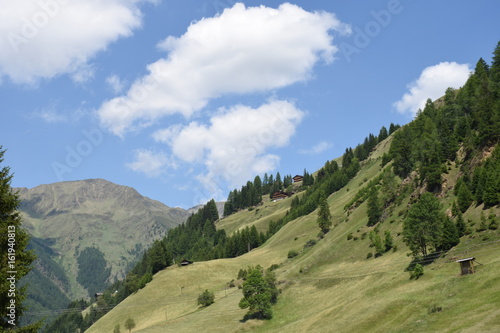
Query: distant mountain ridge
15,178,194,324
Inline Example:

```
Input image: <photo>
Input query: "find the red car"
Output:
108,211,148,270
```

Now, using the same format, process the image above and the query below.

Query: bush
347,232,353,240
197,289,215,307
410,264,424,280
267,264,280,272
303,239,317,248
287,250,299,259
366,252,373,259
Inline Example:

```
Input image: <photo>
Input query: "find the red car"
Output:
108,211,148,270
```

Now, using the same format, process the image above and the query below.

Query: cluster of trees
403,193,460,257
367,230,394,258
390,42,500,194
223,176,263,216
223,171,314,216
395,42,500,261
452,145,500,216
352,123,400,162
269,123,397,237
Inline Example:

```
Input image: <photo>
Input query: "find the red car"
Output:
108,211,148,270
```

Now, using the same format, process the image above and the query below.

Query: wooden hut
456,257,475,275
292,175,304,183
271,191,288,201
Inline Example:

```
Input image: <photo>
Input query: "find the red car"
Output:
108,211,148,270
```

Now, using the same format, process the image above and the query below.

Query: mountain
16,179,190,324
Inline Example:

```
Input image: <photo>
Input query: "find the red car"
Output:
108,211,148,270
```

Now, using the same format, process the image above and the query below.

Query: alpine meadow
1,2,500,333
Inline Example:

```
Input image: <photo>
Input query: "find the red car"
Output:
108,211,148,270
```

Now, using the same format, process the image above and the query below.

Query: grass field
86,137,500,332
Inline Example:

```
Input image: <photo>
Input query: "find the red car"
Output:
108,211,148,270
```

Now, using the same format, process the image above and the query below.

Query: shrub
304,239,317,248
410,264,424,280
366,252,373,259
428,304,442,314
287,250,299,259
197,289,215,307
347,232,353,240
267,264,280,271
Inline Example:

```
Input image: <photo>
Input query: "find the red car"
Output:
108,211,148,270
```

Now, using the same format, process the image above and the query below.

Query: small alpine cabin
456,257,475,275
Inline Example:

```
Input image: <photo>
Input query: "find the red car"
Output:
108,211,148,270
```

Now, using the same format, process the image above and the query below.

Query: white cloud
154,100,304,189
98,3,348,136
126,149,174,178
299,140,333,155
106,74,126,94
0,0,154,84
394,62,471,116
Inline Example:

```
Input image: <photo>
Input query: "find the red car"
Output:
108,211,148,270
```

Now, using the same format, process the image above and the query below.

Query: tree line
223,171,315,216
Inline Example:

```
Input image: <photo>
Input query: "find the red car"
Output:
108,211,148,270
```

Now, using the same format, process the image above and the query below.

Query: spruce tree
367,185,382,226
456,211,466,237
403,193,444,256
317,196,332,233
439,217,460,251
0,147,40,331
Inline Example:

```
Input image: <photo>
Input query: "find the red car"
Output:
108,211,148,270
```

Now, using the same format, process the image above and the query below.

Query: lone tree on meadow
124,317,136,333
239,266,278,320
197,289,215,307
317,196,332,233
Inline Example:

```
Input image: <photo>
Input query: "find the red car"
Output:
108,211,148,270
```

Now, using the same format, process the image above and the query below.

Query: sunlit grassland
87,135,500,332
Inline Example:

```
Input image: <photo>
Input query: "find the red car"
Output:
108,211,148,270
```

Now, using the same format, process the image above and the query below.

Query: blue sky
1,0,499,208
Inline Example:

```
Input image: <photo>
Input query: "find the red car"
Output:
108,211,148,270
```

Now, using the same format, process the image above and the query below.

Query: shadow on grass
405,252,442,271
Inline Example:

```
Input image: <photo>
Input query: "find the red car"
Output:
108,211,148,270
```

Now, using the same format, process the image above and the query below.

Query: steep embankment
86,137,500,332
16,179,189,323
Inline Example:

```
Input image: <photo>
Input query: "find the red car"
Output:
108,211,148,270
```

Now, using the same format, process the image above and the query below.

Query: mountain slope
85,134,500,332
16,179,190,323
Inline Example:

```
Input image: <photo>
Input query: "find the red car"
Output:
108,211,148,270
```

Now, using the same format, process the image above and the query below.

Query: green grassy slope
87,138,500,333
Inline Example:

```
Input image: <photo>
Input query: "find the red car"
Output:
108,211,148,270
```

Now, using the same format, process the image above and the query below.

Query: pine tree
390,126,414,178
254,175,262,196
367,185,382,226
439,217,460,251
317,196,332,233
378,126,389,142
403,193,444,256
456,211,466,237
457,181,474,213
0,147,40,331
384,230,394,252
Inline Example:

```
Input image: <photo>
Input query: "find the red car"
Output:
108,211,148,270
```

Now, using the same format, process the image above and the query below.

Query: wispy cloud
106,74,125,94
299,141,333,155
393,62,471,116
